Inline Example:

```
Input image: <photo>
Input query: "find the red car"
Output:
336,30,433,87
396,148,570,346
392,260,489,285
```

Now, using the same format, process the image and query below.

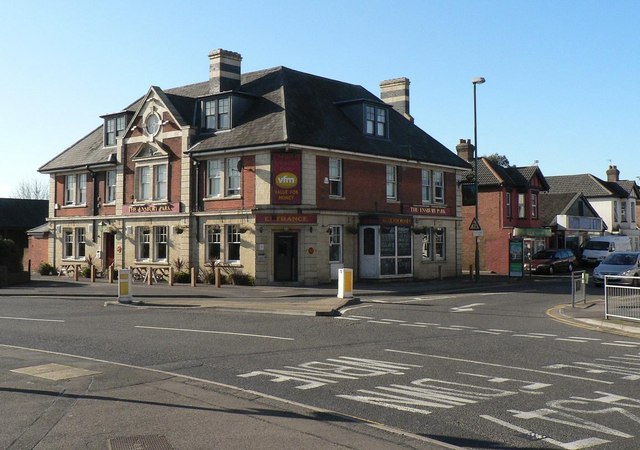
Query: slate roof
0,198,48,230
468,158,549,190
39,66,470,173
546,174,630,198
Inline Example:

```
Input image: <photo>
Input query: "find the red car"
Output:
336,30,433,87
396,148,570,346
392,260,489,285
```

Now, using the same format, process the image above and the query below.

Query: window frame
421,169,431,204
62,228,86,260
154,226,168,261
105,116,125,146
105,170,116,203
386,165,397,200
136,227,151,261
329,225,343,263
226,225,241,262
205,157,241,198
621,200,627,222
517,193,526,219
422,227,446,262
505,191,512,218
135,163,169,202
206,226,221,262
64,173,87,206
531,192,539,219
364,104,388,138
202,96,231,131
329,158,343,197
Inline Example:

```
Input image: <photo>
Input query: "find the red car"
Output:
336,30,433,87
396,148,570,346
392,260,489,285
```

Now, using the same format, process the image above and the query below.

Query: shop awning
513,227,552,238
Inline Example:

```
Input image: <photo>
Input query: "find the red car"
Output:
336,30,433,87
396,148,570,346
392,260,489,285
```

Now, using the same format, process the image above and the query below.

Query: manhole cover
108,435,173,450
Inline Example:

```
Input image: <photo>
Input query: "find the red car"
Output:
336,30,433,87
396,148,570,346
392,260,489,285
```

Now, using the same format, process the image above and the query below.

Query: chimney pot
208,49,242,94
456,138,475,162
380,77,413,122
606,164,620,182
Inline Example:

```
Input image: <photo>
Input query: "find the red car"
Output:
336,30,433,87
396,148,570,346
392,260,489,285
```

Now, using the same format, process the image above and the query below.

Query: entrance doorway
274,233,298,282
104,232,115,269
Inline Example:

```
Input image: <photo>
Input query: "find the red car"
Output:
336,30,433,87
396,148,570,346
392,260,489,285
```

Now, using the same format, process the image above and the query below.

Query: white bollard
337,268,353,299
118,269,133,304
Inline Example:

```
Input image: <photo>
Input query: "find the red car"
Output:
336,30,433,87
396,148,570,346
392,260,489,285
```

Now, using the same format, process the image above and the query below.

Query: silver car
592,251,640,286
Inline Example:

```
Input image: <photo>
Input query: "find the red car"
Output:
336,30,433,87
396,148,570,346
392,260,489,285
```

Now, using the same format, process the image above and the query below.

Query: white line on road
448,325,476,329
385,349,614,384
0,316,65,323
528,333,557,337
512,334,545,339
135,325,293,341
0,344,459,450
613,340,640,345
473,330,502,335
601,342,638,348
487,329,513,333
450,303,485,312
415,322,440,326
380,319,407,323
555,338,588,343
368,321,392,325
334,317,360,321
568,336,601,341
400,324,429,328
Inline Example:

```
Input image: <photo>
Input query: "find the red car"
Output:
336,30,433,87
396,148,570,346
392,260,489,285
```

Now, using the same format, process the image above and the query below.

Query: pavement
2,273,640,449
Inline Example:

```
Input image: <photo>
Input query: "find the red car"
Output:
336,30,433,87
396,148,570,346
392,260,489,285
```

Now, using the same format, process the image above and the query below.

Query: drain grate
108,435,173,450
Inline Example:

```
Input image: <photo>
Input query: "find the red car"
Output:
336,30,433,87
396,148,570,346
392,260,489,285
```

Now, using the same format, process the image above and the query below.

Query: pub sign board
272,152,301,204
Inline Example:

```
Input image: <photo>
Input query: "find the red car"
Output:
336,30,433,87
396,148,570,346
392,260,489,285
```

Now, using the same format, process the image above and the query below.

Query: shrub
38,262,56,276
173,271,191,283
230,272,255,286
173,257,186,272
0,238,22,273
81,267,91,278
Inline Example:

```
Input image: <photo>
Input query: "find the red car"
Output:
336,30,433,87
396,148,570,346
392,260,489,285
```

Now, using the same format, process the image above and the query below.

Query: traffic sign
469,217,482,231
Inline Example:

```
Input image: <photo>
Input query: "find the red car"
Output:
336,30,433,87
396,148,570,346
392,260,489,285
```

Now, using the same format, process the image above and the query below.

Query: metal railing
604,275,640,322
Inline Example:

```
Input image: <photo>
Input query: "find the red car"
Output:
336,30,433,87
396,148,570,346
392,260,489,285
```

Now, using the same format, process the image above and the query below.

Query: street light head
472,77,486,85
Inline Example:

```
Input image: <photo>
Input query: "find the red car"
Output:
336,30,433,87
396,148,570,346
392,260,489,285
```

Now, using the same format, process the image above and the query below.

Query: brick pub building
39,49,470,285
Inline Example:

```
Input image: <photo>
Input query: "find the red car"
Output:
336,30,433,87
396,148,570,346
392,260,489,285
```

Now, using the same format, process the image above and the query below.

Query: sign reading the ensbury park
272,152,301,204
125,202,179,214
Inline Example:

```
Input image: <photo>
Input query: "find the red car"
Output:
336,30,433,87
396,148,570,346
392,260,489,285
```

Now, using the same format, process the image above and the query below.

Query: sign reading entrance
272,153,301,204
256,214,317,224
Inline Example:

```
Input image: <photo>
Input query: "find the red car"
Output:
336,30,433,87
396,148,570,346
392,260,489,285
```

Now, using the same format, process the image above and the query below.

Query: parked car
525,248,576,274
592,251,640,286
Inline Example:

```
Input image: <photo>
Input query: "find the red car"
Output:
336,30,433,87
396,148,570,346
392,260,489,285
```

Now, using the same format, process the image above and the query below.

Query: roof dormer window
364,104,387,138
105,115,125,146
202,96,230,131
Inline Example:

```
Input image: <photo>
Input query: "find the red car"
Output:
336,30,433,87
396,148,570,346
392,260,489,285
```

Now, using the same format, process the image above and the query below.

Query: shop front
358,214,413,279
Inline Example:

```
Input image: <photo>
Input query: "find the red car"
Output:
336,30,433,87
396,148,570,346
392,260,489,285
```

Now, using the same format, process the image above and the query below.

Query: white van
581,236,632,264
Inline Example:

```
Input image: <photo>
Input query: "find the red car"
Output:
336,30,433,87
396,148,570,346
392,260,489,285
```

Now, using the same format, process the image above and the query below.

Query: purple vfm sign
125,202,180,214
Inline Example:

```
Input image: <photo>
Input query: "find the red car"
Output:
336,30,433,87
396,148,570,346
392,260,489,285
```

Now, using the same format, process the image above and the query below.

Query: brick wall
23,234,49,272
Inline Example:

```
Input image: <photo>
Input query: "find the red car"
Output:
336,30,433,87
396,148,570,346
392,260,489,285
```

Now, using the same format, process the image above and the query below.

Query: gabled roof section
538,192,600,227
0,198,48,230
187,67,471,168
472,159,549,190
546,174,628,198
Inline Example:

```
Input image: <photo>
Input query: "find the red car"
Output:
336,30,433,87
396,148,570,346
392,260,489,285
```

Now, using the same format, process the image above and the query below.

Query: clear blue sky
1,0,638,197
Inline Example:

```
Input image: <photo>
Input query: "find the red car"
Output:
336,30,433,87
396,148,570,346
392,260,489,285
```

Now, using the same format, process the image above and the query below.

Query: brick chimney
380,77,413,122
208,49,242,94
606,165,620,182
456,139,475,162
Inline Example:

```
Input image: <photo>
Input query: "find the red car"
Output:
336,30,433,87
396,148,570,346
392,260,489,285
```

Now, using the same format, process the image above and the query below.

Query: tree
11,179,49,200
483,153,512,168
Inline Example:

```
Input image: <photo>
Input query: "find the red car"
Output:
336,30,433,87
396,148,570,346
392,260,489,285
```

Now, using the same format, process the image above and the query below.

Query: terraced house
39,49,470,285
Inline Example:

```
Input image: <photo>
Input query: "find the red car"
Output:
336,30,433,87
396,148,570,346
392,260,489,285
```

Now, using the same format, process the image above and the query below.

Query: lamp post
472,77,485,282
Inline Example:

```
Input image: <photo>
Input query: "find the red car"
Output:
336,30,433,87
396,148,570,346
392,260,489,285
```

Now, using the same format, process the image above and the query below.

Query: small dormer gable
101,111,132,147
336,99,391,139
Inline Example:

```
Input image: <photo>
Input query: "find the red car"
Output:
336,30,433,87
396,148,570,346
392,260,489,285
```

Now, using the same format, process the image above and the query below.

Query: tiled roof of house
546,174,630,198
40,66,470,173
0,198,48,230
538,192,580,226
470,159,549,190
